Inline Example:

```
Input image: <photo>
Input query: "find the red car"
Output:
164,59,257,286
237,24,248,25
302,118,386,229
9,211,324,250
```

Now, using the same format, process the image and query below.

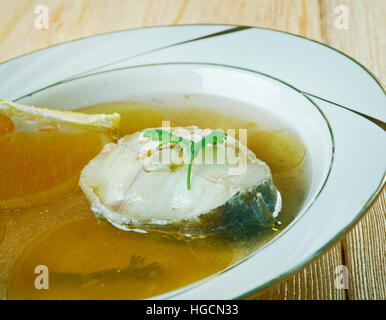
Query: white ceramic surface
0,25,384,299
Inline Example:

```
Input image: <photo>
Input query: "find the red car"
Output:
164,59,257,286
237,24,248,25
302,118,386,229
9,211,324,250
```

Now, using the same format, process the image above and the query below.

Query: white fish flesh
79,126,281,239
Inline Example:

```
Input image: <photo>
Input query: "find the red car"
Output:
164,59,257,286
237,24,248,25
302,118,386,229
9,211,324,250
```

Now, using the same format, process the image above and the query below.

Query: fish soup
0,100,309,299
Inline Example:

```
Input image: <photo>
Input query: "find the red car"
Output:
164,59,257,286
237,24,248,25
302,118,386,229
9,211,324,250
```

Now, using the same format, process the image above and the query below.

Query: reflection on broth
7,218,232,299
0,131,104,209
0,100,309,299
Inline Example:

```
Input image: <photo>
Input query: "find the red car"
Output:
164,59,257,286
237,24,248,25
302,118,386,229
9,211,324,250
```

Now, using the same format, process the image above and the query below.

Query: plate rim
0,23,384,94
1,25,384,299
15,61,384,300
13,61,336,298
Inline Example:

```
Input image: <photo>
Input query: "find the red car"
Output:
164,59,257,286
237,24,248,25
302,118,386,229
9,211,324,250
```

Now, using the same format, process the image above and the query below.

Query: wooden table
0,0,384,300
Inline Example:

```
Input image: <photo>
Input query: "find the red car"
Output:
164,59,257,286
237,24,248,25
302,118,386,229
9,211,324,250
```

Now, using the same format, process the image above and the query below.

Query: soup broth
0,100,309,299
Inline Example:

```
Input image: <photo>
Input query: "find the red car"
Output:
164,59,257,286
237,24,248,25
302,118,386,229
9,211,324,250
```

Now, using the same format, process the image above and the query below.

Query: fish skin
109,179,280,240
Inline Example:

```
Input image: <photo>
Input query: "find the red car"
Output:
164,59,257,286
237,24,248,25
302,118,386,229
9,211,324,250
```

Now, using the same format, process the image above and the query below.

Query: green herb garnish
140,129,227,190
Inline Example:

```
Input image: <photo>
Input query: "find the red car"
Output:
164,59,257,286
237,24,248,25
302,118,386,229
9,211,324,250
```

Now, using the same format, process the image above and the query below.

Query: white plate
0,25,384,300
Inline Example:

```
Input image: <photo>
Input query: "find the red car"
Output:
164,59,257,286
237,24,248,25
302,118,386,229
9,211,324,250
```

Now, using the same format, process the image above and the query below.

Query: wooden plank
320,0,386,300
251,243,346,300
342,190,386,299
0,0,324,64
0,0,384,300
320,0,385,85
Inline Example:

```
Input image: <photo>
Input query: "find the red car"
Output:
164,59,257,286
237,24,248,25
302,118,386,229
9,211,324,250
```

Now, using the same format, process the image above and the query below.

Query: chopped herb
140,129,227,190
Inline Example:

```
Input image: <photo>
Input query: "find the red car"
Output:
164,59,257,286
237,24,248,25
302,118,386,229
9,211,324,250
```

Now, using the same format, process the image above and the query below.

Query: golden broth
0,130,104,209
0,100,309,299
7,218,233,299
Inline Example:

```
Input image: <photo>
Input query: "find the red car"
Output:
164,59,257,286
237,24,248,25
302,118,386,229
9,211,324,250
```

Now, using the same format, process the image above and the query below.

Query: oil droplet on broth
248,130,305,176
0,112,15,136
7,218,233,299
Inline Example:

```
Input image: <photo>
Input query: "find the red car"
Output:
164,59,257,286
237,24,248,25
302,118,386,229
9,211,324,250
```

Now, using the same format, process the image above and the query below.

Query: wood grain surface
0,0,384,300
